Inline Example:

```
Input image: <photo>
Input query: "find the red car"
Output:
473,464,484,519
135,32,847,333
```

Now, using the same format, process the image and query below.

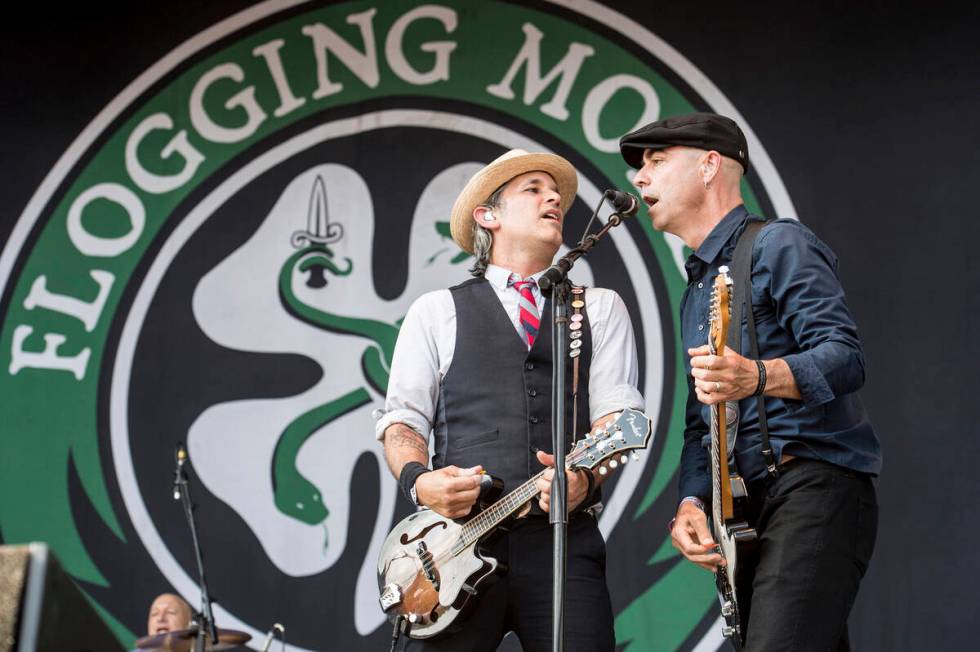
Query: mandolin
377,408,652,639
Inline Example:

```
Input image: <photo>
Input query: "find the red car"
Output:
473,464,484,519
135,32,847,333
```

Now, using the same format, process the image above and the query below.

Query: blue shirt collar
695,204,750,266
684,205,750,283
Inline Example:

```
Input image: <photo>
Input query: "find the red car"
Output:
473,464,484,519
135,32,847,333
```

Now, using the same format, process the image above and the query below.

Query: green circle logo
0,1,793,649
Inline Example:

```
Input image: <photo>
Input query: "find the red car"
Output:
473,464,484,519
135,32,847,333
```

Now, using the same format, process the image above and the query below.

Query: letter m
486,23,595,121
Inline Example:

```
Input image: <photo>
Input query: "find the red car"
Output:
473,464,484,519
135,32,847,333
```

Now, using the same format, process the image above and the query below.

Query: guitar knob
408,613,420,624
620,454,628,464
598,466,608,476
608,459,618,469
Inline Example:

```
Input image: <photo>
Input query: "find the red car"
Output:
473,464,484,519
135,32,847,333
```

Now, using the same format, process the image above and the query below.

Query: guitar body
710,460,757,650
377,509,500,638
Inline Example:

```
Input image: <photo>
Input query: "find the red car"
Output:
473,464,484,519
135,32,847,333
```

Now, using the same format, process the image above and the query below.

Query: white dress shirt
374,264,644,440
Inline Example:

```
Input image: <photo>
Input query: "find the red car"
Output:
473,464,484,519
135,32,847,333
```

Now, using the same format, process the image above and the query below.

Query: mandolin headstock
568,408,652,475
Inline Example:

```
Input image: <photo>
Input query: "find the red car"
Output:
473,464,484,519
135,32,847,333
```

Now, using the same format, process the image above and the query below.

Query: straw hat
449,149,578,254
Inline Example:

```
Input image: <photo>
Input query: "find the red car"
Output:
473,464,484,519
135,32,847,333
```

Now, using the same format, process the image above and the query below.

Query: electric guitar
377,408,652,639
708,265,757,650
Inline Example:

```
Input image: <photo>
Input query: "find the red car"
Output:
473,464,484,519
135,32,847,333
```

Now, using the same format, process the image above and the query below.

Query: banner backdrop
0,2,975,651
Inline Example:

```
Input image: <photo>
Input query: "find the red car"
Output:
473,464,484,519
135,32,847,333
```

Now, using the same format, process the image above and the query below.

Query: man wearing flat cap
376,149,643,650
620,113,880,650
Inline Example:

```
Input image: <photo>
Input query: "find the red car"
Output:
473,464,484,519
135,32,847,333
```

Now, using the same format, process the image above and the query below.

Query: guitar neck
454,472,546,552
713,402,735,520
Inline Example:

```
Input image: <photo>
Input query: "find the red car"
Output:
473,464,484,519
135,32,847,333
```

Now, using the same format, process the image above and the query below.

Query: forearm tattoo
389,424,428,456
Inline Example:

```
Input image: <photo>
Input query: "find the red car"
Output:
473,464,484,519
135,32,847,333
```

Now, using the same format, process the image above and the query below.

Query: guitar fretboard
709,411,724,542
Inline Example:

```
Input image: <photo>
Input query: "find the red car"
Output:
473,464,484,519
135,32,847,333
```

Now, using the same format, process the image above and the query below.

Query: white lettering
252,39,307,118
67,183,145,257
582,74,660,153
303,9,380,99
23,270,115,333
386,5,457,85
486,23,594,121
9,326,91,380
125,113,205,194
190,63,268,144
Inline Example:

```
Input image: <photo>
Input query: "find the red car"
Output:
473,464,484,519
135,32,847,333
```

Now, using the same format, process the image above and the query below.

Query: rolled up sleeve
587,289,645,422
755,221,867,408
373,292,451,441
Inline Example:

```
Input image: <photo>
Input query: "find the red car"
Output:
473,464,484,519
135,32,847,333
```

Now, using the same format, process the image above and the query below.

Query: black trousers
737,458,878,652
401,514,614,652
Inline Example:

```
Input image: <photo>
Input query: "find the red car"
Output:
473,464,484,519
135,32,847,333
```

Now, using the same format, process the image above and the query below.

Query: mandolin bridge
417,541,440,591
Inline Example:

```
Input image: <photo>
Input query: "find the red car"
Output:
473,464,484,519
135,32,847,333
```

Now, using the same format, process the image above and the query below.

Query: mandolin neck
453,472,546,553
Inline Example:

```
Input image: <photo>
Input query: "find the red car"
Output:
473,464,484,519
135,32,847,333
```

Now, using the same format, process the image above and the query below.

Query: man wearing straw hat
376,149,643,651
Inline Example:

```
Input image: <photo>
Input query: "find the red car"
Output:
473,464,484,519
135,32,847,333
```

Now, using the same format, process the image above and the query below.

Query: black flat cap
619,112,749,173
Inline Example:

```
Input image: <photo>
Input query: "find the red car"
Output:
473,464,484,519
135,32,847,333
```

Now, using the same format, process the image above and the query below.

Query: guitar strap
568,282,599,508
569,286,583,429
727,218,779,478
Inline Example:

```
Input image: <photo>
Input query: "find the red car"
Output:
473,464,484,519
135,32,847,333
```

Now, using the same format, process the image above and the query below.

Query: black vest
433,277,593,496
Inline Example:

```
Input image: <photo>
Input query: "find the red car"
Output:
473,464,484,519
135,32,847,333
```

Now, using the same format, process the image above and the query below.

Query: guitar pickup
729,475,748,498
379,583,402,611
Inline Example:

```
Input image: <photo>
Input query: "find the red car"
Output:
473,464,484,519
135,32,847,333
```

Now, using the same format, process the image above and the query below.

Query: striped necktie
508,274,540,349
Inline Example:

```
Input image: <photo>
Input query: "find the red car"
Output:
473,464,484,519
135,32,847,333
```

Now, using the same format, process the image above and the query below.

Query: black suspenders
727,219,779,478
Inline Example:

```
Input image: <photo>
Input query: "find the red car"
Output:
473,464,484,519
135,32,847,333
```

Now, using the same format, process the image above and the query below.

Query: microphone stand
539,191,635,652
173,445,219,652
548,279,569,652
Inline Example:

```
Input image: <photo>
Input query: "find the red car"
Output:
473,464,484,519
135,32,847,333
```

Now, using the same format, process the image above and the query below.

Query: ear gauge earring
484,211,495,221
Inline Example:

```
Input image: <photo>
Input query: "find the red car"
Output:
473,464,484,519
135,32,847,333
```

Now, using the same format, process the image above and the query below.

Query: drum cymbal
135,627,251,651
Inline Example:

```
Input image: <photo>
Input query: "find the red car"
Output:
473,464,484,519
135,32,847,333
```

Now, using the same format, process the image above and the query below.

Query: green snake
272,244,402,538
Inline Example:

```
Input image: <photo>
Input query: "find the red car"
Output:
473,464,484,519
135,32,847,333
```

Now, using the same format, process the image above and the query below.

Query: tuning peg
598,465,608,476
608,459,618,469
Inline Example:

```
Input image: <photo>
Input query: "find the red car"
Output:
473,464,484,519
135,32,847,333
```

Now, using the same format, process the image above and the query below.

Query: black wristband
753,359,767,397
399,461,429,506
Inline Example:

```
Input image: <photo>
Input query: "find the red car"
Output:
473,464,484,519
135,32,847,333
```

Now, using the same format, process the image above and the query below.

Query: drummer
146,593,192,636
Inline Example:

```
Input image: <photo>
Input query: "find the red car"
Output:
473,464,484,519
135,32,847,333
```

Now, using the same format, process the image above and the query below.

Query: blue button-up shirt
678,205,882,502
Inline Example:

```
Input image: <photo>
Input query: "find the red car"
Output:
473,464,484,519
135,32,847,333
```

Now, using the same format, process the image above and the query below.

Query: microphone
260,623,285,652
172,444,187,500
538,189,637,291
606,190,639,217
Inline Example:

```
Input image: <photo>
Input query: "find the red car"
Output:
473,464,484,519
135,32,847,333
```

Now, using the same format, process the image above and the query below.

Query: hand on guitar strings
415,465,485,518
534,451,593,514
688,344,759,405
670,501,726,571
